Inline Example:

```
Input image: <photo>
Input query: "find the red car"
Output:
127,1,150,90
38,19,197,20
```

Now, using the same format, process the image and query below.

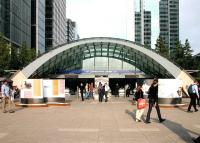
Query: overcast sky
66,0,200,55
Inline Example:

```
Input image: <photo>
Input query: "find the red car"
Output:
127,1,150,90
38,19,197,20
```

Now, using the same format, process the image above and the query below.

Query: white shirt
1,84,10,97
105,85,110,92
192,84,199,98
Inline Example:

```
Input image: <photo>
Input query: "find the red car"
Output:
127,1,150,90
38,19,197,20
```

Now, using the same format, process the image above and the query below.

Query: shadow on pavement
125,109,136,121
125,109,194,143
15,107,25,112
161,119,194,143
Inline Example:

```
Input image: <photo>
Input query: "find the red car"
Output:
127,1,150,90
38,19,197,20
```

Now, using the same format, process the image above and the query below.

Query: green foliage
155,37,196,70
0,33,36,74
174,39,193,69
144,43,151,50
172,41,185,67
0,34,11,75
10,45,20,69
155,37,169,58
18,42,36,68
183,39,193,57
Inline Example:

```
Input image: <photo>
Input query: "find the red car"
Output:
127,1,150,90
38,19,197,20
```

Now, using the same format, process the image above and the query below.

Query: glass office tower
66,19,79,43
159,0,179,55
135,0,151,48
45,0,66,51
0,0,31,47
31,0,46,55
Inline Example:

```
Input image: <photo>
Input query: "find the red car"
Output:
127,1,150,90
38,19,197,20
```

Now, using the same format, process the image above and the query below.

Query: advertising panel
158,79,183,98
20,79,43,99
43,80,65,98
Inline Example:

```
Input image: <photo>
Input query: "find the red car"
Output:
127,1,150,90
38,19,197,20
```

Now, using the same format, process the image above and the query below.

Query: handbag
137,98,146,109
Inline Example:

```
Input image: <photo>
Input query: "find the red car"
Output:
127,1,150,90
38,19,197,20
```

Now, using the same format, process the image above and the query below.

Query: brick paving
0,97,199,143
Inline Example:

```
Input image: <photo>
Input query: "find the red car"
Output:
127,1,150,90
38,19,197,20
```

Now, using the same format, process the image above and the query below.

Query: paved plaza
0,97,199,143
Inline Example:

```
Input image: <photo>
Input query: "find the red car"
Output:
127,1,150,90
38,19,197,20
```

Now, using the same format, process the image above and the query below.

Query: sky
66,0,200,55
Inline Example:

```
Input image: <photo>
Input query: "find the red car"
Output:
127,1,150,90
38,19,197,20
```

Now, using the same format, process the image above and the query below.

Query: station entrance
64,74,146,97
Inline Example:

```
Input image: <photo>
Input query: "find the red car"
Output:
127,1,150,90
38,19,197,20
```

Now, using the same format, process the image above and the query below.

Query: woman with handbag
135,85,145,122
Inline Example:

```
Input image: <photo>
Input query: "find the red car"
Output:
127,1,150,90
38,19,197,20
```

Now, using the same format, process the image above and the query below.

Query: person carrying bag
135,85,146,122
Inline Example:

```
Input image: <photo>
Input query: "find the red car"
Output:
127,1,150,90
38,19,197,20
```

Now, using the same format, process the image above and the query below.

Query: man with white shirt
187,80,199,112
104,83,110,102
1,80,14,113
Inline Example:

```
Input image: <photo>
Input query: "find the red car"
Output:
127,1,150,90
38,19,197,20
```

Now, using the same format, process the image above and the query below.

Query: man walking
145,79,165,123
104,83,110,102
79,83,85,101
1,80,14,113
187,80,199,112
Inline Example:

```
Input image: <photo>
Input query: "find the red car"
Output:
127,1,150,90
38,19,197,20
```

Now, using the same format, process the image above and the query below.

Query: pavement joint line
0,133,8,139
57,128,159,132
58,128,99,132
119,128,160,132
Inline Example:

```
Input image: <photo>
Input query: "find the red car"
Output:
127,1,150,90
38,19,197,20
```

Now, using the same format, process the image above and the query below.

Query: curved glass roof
29,38,174,78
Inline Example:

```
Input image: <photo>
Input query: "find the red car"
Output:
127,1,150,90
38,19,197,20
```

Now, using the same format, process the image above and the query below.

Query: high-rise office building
31,0,46,55
66,19,79,43
45,0,66,51
0,0,31,47
135,0,151,48
159,0,179,53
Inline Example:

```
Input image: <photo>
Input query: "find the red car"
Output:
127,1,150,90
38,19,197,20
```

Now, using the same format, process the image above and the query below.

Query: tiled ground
0,97,199,143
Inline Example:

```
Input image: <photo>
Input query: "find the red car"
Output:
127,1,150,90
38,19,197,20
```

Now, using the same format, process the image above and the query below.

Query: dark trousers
80,91,84,101
193,136,200,143
105,91,108,102
188,93,197,111
197,97,200,106
126,90,130,97
99,93,103,102
146,99,162,122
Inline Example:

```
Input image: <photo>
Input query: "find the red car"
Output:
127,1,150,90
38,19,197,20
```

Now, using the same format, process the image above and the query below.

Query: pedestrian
104,83,110,102
187,80,199,112
85,83,89,99
126,84,131,97
1,80,15,113
192,136,200,143
79,83,85,101
197,81,200,107
98,82,103,102
145,79,165,123
135,85,145,122
89,83,94,100
115,83,119,97
9,86,16,112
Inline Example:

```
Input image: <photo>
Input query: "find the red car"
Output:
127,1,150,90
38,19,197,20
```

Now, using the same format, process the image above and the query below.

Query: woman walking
135,85,144,122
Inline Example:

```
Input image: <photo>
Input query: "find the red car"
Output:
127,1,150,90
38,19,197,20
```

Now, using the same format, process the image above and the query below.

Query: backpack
188,84,194,94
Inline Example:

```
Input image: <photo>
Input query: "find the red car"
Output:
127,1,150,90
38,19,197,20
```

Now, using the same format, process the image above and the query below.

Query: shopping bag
137,98,146,109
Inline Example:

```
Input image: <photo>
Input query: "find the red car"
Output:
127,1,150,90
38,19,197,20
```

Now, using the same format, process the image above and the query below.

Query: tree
144,43,151,50
18,42,36,68
173,41,184,67
19,42,31,68
155,36,169,58
183,39,193,69
0,34,11,75
10,45,21,70
183,39,193,57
